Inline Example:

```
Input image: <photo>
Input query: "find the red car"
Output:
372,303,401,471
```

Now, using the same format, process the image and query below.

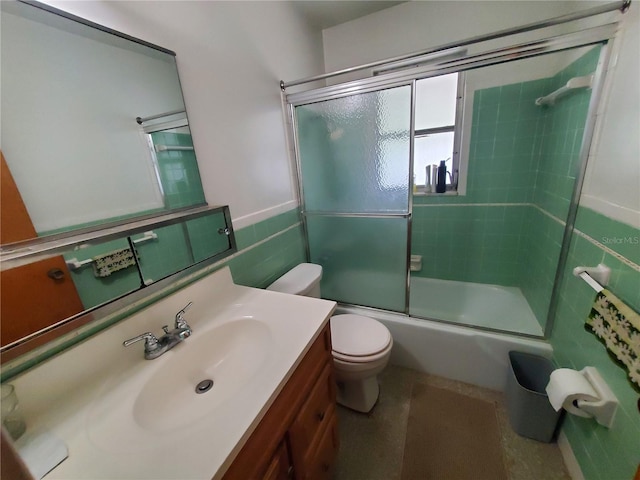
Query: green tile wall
519,46,601,325
533,47,601,220
224,208,306,289
518,207,565,323
412,205,527,285
411,47,600,331
551,208,640,480
412,76,554,287
411,78,547,286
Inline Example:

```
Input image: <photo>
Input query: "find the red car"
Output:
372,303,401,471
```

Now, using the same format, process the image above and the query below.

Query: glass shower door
294,85,412,312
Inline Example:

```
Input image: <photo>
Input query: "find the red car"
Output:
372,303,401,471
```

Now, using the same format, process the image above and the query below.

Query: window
414,73,463,193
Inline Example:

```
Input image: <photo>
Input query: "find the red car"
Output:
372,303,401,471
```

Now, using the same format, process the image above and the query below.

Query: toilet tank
267,263,322,298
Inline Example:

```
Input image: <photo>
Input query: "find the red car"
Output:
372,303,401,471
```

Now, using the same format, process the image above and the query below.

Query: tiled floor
335,365,570,480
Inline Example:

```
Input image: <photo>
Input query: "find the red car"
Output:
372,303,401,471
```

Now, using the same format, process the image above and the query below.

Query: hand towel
92,247,136,278
585,289,640,392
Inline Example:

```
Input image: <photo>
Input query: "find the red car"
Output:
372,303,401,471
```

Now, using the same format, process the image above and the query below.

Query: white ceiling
292,1,406,29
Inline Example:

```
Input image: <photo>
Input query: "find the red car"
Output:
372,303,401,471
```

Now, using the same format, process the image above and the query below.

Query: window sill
413,190,459,197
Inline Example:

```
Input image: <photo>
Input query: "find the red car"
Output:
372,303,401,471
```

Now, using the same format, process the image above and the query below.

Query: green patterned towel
586,289,640,392
92,248,136,278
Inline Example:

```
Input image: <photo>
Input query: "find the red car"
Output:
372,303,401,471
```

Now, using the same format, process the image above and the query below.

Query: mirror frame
20,0,176,56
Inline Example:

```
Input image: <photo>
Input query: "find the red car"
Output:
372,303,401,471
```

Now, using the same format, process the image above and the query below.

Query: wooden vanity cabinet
221,323,338,480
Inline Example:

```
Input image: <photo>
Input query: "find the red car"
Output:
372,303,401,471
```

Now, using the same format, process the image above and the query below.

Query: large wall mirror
0,1,235,367
1,0,205,237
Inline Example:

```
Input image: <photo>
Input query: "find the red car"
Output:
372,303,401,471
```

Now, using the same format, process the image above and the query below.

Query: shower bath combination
281,1,626,345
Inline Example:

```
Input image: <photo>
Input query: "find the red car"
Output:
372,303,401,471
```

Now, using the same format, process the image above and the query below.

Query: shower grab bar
573,264,611,292
65,231,158,271
535,74,594,106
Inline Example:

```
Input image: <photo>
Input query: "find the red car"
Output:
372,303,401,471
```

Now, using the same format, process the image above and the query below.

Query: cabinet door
302,413,339,480
1,258,85,346
1,152,85,347
262,441,292,480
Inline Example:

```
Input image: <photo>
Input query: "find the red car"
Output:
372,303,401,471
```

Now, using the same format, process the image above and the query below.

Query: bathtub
409,277,543,336
335,302,552,392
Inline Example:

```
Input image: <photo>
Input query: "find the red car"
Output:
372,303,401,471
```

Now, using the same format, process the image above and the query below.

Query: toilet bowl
267,263,393,413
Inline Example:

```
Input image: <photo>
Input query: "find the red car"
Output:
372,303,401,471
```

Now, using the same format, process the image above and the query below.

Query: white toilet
267,263,393,413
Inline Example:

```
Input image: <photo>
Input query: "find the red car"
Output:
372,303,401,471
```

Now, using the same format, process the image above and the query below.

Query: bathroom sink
16,267,336,478
86,318,273,450
133,318,273,432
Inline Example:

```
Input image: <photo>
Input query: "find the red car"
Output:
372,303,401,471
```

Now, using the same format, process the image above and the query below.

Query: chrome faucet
123,302,194,359
174,301,193,332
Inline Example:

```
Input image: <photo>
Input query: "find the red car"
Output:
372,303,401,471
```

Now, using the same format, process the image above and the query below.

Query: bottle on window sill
436,160,447,193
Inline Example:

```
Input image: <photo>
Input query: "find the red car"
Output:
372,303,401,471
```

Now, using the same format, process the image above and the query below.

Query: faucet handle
123,332,159,351
175,302,193,328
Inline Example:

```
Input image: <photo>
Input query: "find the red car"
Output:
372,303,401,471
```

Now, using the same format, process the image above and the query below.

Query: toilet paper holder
550,367,619,428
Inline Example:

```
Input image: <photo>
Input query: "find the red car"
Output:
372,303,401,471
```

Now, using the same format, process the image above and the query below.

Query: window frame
413,72,465,193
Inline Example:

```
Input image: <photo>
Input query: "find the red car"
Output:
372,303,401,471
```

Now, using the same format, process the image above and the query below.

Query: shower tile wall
412,77,549,286
412,46,600,328
517,208,566,323
411,205,528,285
532,46,601,221
519,46,601,324
551,208,639,480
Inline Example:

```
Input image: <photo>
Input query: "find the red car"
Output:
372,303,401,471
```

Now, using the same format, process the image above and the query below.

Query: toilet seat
330,314,392,364
332,341,393,364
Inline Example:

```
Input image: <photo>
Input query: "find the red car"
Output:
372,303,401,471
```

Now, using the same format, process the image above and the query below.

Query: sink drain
195,379,214,394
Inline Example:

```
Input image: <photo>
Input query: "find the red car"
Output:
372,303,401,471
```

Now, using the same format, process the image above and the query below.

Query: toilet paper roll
545,368,599,417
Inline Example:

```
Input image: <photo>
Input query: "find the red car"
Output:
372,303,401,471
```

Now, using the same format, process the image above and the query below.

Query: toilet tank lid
267,263,322,295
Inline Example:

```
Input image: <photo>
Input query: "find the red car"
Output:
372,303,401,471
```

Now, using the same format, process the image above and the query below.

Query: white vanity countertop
11,267,336,479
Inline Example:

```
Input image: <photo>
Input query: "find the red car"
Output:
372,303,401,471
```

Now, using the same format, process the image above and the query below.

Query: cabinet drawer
289,362,335,454
301,412,338,480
